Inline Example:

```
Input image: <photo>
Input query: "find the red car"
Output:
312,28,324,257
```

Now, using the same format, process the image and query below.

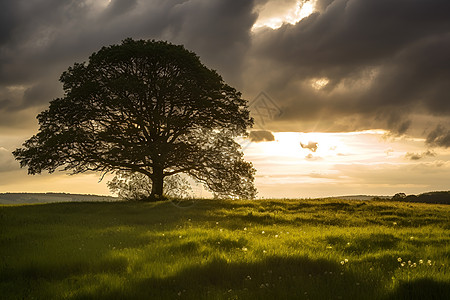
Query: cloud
246,0,450,137
305,153,322,161
1,0,450,144
0,0,257,130
300,141,318,152
0,147,17,172
405,150,436,161
426,125,450,148
249,130,275,142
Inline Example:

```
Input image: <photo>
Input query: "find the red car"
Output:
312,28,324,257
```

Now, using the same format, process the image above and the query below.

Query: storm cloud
1,0,450,145
247,0,450,139
0,0,257,129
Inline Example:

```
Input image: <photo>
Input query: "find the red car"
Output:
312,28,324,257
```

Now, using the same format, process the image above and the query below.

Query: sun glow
252,0,317,31
248,132,349,160
311,77,330,90
239,129,442,198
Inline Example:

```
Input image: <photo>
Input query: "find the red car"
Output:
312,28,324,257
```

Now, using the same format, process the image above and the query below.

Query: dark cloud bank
1,0,450,147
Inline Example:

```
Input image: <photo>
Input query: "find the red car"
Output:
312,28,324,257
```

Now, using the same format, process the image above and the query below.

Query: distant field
0,193,118,205
1,198,449,299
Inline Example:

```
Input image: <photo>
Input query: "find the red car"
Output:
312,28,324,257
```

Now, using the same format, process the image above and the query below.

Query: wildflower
263,250,267,253
409,236,414,240
219,228,223,232
262,230,265,234
397,257,402,262
427,260,432,265
419,259,423,264
275,235,279,238
393,222,397,226
179,235,182,238
242,247,248,252
344,259,348,263
341,261,345,265
412,263,417,267
244,227,247,231
401,262,406,267
216,222,219,225
408,260,412,265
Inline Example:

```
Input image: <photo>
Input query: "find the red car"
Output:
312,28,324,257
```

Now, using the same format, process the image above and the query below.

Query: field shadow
386,278,450,300
0,256,128,281
71,255,383,299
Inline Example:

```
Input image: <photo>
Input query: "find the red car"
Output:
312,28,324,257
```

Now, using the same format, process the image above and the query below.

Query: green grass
0,198,449,299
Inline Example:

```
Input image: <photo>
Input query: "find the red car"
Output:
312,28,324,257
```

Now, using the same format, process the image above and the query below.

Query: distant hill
392,191,450,205
325,195,390,201
0,193,119,205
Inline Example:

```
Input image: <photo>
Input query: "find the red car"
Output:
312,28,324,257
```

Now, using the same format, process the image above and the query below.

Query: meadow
0,198,449,299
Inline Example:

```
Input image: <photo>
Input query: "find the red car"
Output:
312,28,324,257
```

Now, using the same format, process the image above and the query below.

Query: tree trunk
150,166,164,201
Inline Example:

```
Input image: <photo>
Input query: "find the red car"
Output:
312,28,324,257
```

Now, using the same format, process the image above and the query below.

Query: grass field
1,198,449,299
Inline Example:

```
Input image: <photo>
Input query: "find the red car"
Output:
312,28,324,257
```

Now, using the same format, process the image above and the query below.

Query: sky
1,0,450,198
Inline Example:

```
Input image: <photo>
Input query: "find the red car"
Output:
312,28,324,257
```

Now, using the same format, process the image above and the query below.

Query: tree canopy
13,38,256,200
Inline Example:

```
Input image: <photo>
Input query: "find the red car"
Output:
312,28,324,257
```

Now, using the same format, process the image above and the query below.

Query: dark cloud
1,0,450,144
247,0,450,137
300,141,318,152
0,0,256,130
426,125,450,148
405,150,436,160
103,0,138,19
249,130,275,142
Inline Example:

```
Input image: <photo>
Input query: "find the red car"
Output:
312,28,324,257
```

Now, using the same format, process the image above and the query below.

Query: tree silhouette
13,39,256,200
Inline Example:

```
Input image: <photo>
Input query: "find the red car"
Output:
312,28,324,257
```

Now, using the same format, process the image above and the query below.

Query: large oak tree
13,39,256,200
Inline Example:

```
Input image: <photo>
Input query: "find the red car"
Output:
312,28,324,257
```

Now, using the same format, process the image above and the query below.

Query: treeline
390,191,450,205
0,193,118,204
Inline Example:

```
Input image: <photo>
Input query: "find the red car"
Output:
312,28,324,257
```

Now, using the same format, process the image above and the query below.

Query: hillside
0,192,118,205
1,198,449,299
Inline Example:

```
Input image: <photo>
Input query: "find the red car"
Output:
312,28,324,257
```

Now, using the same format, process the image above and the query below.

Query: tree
13,38,256,200
392,193,407,201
